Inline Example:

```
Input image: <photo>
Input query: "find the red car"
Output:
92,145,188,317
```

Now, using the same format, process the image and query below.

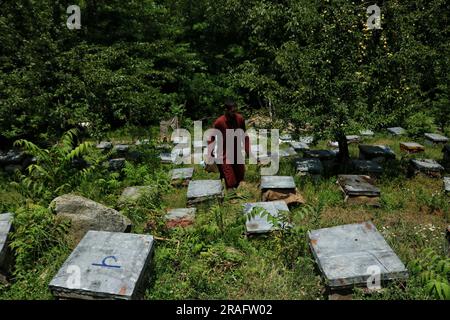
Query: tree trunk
336,132,350,164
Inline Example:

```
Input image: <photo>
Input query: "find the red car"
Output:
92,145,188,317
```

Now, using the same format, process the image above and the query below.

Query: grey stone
308,221,408,289
295,158,324,175
165,208,196,228
444,177,450,193
135,139,150,146
49,231,154,300
387,127,406,136
243,201,290,234
160,152,176,164
279,134,293,142
119,186,154,202
290,141,310,152
96,141,113,151
338,175,380,197
260,176,296,190
108,158,126,171
359,145,395,162
0,213,13,283
303,149,339,160
360,130,374,137
298,136,314,145
171,168,194,181
278,147,297,158
50,195,132,244
166,208,196,221
411,159,444,172
351,160,383,175
346,135,361,144
113,144,130,154
425,133,449,144
0,150,26,166
187,180,224,205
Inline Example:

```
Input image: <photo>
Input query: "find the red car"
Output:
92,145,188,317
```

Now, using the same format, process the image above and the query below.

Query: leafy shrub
405,112,438,138
9,204,69,278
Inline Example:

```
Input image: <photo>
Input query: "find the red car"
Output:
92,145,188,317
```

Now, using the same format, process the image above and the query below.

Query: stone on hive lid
295,158,324,176
159,152,176,164
243,201,290,234
290,141,310,151
165,208,196,228
346,135,360,144
135,139,150,146
298,136,314,145
338,175,380,197
359,145,395,162
400,142,425,153
279,134,293,142
360,130,374,137
425,133,449,144
0,213,13,283
260,176,296,190
187,180,224,205
387,127,406,136
278,147,297,158
108,158,126,171
411,159,444,172
351,160,383,175
303,149,339,160
96,141,113,151
444,177,450,193
49,231,154,300
171,168,194,181
113,144,130,154
308,221,408,290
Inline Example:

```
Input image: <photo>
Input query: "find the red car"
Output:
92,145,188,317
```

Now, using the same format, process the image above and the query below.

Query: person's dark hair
224,99,237,110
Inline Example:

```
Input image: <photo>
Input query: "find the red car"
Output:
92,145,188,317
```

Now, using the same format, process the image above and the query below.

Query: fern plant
409,248,450,300
12,129,94,201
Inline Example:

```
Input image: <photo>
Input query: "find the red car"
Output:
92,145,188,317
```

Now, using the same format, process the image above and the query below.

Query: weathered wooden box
49,231,155,300
387,127,406,136
295,158,324,177
400,142,425,154
350,160,383,177
425,133,449,145
359,145,395,162
409,159,444,178
337,175,381,206
171,168,194,186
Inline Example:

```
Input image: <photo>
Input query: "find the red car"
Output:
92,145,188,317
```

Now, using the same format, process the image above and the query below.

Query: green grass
0,131,449,300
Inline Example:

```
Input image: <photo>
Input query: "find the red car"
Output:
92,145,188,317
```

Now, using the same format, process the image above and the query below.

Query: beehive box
425,133,449,145
387,127,406,136
171,168,194,185
350,160,383,177
359,145,395,162
303,149,339,161
400,142,425,154
295,158,324,177
243,201,290,234
0,213,14,284
308,222,408,290
165,208,196,228
409,159,444,178
187,180,224,206
337,175,381,206
290,141,310,152
49,231,155,300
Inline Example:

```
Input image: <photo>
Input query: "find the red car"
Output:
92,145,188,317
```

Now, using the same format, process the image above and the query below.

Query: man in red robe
208,100,249,189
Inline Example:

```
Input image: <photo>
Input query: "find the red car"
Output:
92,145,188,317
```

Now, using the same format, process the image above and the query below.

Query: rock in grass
50,195,132,244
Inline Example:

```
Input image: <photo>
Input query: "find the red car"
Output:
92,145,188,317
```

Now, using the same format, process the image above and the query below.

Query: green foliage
409,249,450,300
405,112,438,138
9,204,69,278
11,129,95,202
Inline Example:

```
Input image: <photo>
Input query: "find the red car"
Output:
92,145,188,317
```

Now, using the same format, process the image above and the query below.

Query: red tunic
208,113,249,189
